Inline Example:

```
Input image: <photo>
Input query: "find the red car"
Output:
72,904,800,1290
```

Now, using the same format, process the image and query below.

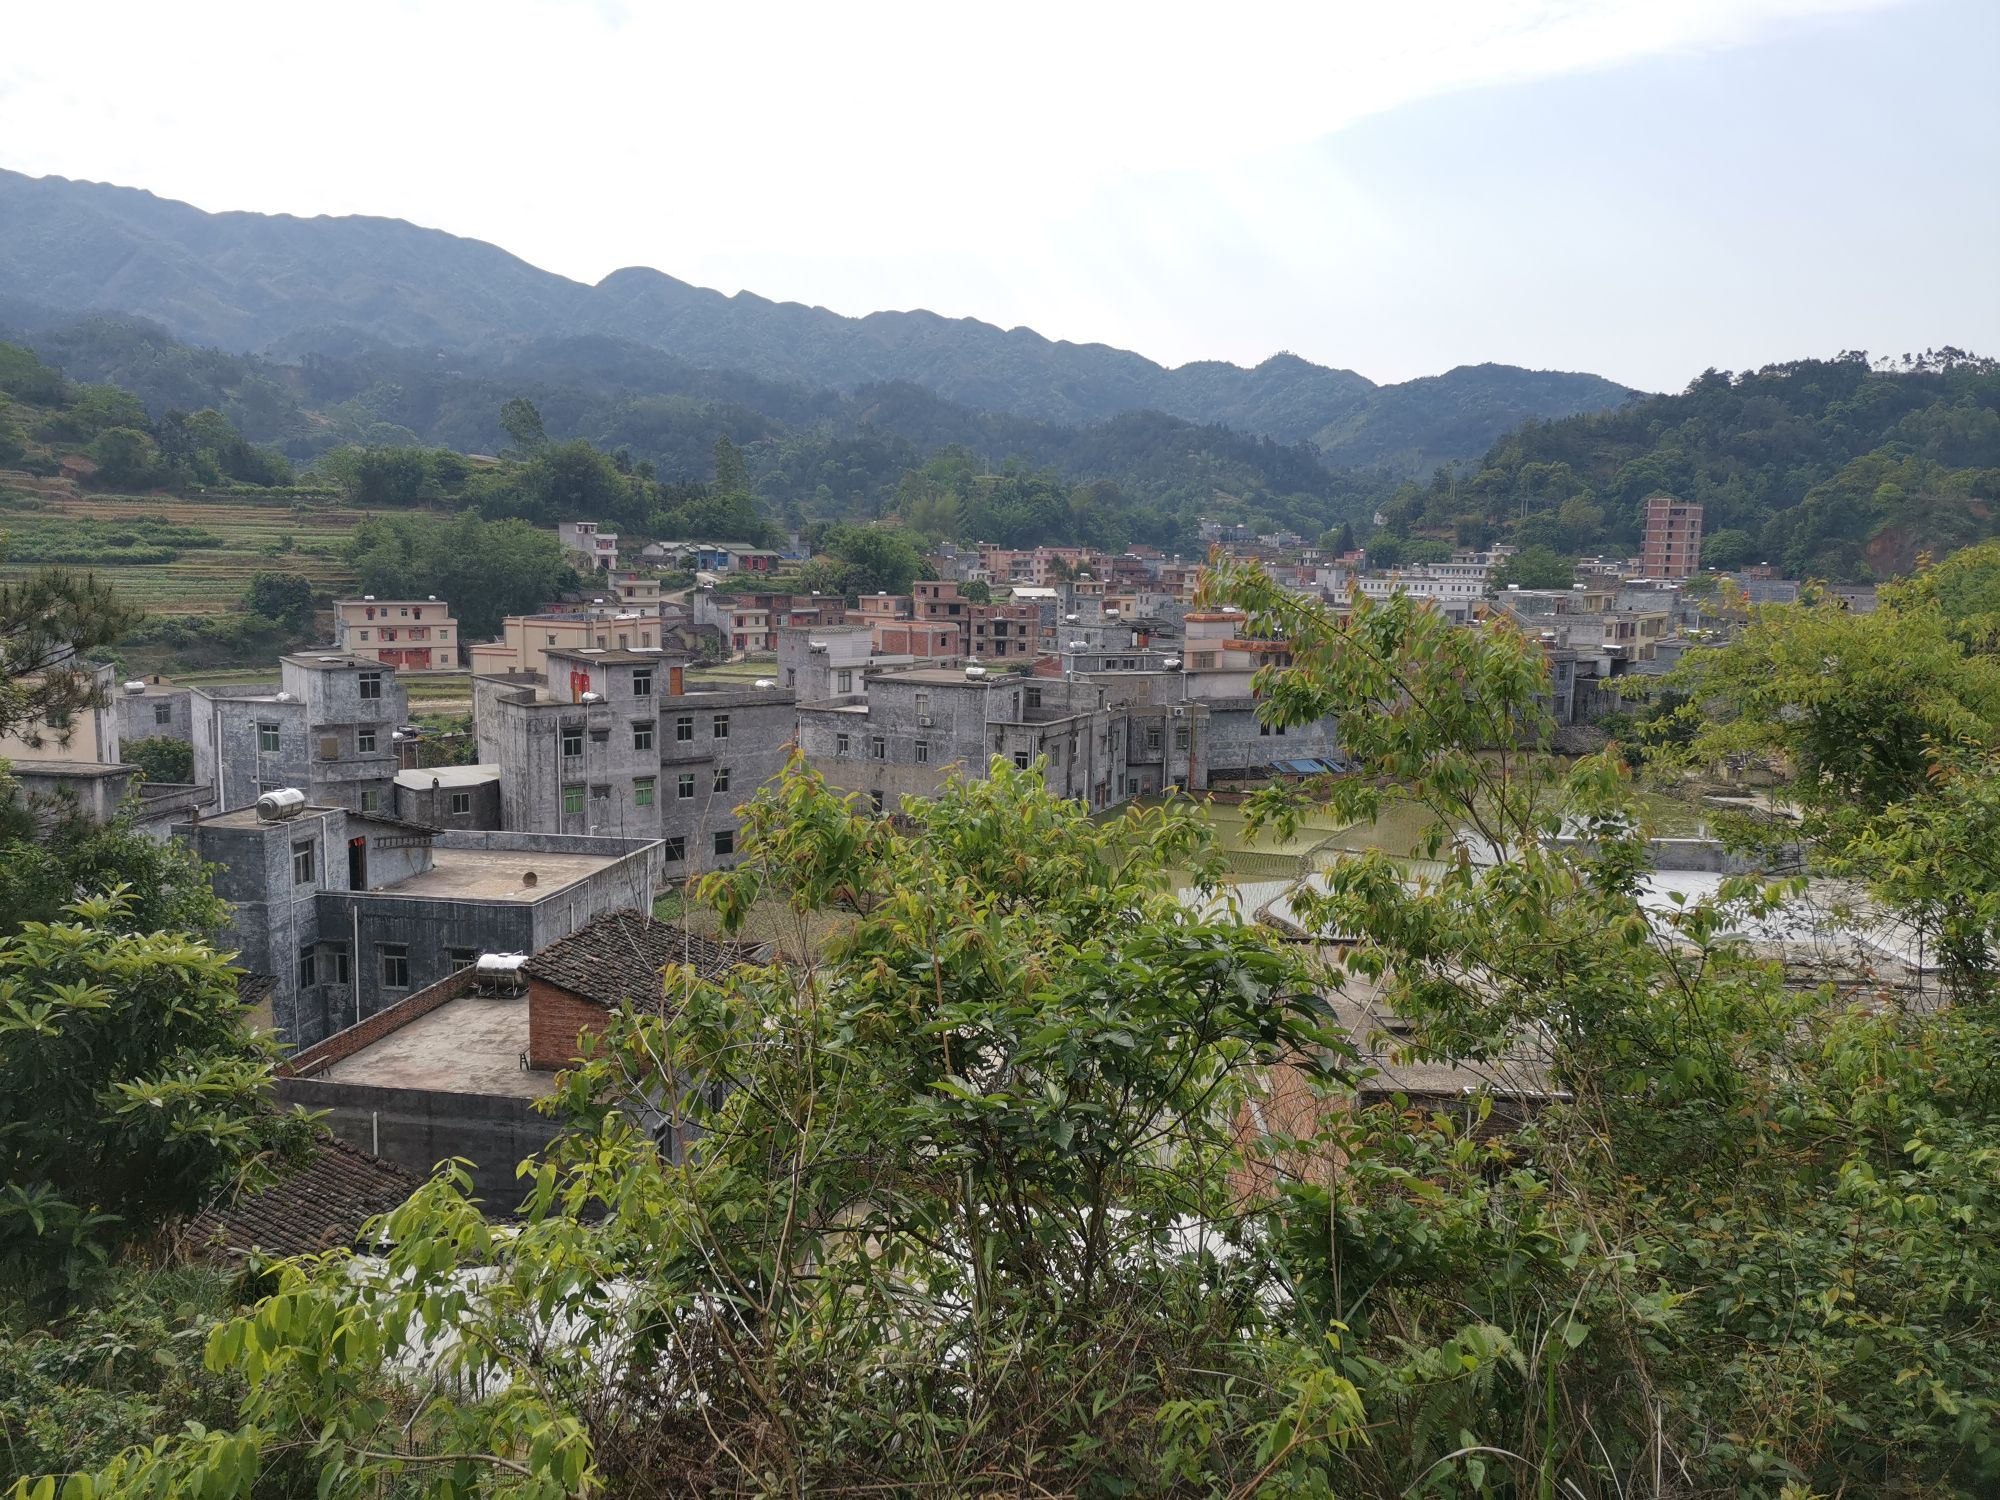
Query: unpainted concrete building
191,653,410,815
177,799,663,1048
473,647,796,879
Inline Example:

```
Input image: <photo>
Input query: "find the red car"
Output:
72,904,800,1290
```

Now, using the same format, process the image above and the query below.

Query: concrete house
191,654,410,815
332,597,460,669
177,799,664,1048
559,520,619,572
473,648,796,877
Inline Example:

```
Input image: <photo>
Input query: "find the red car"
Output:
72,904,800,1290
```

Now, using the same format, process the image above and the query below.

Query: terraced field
0,485,363,615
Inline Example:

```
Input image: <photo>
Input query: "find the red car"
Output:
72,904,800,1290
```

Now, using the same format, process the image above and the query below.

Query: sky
2,0,1995,391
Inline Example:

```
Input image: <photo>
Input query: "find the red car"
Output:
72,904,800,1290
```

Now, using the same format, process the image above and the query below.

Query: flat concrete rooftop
202,804,343,829
317,993,555,1099
383,847,620,900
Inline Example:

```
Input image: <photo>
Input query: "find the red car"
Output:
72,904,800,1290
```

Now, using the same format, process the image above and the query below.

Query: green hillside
1371,352,2000,580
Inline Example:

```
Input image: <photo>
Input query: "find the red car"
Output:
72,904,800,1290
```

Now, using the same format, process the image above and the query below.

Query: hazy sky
3,0,1994,391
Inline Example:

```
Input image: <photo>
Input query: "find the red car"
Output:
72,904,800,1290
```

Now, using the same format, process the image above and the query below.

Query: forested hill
1373,353,2000,581
0,168,1633,470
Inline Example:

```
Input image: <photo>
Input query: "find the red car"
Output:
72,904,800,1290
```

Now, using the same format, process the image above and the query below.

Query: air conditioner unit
916,715,933,727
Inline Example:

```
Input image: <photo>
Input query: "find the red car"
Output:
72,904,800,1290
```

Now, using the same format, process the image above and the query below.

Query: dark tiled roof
186,1136,418,1260
524,908,747,1009
235,971,277,1010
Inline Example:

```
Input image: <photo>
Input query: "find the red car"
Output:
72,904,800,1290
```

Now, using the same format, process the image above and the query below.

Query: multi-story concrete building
467,611,667,679
559,519,619,572
191,654,409,815
796,652,1343,813
910,580,1039,660
1641,495,1703,580
473,647,796,876
692,592,848,654
176,799,663,1048
1354,569,1489,624
332,597,460,669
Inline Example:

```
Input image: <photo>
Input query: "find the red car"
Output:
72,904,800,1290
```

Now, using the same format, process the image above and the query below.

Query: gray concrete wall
274,1076,558,1211
395,775,503,830
114,686,191,748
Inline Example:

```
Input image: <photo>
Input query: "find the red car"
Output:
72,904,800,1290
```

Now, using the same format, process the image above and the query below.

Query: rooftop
317,993,553,1099
545,646,676,665
525,909,749,1008
186,1135,418,1260
377,846,625,901
393,763,501,790
280,652,383,671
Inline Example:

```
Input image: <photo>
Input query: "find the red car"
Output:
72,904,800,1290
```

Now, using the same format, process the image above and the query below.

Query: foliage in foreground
0,893,310,1304
13,571,2000,1499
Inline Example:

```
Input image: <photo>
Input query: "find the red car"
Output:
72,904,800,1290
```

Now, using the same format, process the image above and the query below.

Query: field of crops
0,486,364,615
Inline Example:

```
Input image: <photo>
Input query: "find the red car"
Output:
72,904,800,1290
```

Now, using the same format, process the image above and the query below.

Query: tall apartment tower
1641,495,1703,580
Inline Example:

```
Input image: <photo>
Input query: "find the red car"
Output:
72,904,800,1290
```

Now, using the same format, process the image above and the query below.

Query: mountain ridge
0,167,1635,471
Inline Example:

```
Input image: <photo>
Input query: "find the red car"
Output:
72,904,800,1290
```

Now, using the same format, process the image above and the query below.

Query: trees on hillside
346,511,579,638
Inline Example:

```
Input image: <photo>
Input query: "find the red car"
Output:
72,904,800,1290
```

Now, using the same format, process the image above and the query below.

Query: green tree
819,522,929,595
346,511,579,638
240,572,314,632
960,577,992,603
0,891,310,1304
0,800,224,938
118,735,194,785
1699,526,1755,570
0,570,141,748
498,396,547,454
711,432,749,495
1489,543,1574,590
85,428,159,489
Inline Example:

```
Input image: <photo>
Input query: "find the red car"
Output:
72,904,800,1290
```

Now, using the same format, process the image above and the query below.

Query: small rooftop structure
524,909,749,1008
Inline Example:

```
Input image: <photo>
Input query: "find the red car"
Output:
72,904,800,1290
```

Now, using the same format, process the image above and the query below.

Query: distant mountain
0,168,1635,473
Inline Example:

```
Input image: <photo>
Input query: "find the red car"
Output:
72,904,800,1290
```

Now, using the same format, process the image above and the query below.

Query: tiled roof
523,908,748,1009
186,1136,418,1260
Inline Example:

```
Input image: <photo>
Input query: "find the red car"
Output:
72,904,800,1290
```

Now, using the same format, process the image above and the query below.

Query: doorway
348,836,368,891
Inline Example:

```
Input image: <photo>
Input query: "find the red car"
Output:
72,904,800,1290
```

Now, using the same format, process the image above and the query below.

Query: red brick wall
526,976,608,1070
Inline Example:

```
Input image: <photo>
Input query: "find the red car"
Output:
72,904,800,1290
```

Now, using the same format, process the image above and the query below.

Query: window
320,735,339,760
678,773,695,800
633,668,653,698
561,724,584,757
870,736,885,761
329,945,350,986
379,944,409,989
360,788,381,813
1013,750,1030,770
1174,725,1190,752
713,829,735,857
258,722,281,754
548,633,559,646
915,740,929,764
1049,742,1061,766
712,714,730,740
713,766,732,794
632,721,654,751
836,733,850,755
869,790,885,813
914,690,930,719
663,836,686,861
449,790,472,815
591,784,611,800
562,783,584,814
634,776,655,807
836,669,854,693
676,715,694,742
359,672,383,701
1192,652,1216,670
1024,686,1042,709
447,946,476,968
291,841,314,885
1146,726,1162,753
296,943,316,989
358,727,377,754
154,701,172,726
